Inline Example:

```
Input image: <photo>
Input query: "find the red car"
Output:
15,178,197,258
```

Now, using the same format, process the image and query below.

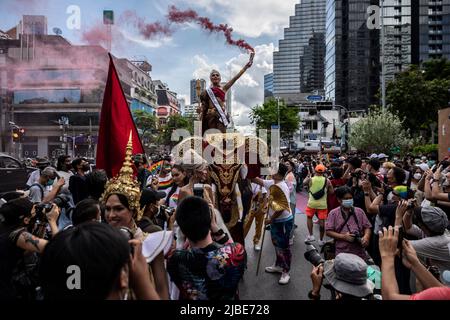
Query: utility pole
381,0,386,110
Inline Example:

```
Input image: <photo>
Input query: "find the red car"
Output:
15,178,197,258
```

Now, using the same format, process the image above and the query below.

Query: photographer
309,253,375,300
326,186,372,262
0,198,59,299
167,196,246,300
137,189,166,233
39,222,160,300
399,203,450,279
28,167,65,204
379,226,450,300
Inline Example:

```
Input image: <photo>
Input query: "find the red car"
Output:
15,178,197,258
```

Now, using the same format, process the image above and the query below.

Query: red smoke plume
167,6,254,53
117,6,254,54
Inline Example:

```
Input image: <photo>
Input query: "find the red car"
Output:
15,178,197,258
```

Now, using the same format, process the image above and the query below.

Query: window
0,157,21,169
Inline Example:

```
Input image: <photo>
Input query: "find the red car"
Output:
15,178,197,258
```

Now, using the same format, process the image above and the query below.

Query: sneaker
279,272,290,285
318,240,325,247
254,244,261,251
304,235,315,243
265,265,283,274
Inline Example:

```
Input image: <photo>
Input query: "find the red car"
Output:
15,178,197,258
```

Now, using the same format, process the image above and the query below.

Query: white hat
416,163,429,172
377,153,388,159
370,154,378,159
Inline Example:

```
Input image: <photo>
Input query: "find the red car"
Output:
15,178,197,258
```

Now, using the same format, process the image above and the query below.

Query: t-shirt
285,172,297,205
56,170,73,192
28,183,46,203
407,226,450,279
168,186,180,209
307,176,328,210
262,180,292,222
26,170,40,187
146,173,173,195
0,226,24,299
326,207,372,260
167,242,246,300
410,287,450,300
69,174,88,205
374,203,397,234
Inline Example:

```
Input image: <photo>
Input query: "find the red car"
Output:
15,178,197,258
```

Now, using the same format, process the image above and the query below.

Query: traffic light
12,128,19,142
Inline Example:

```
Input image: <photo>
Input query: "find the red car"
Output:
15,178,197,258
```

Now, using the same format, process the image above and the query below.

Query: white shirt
262,179,292,221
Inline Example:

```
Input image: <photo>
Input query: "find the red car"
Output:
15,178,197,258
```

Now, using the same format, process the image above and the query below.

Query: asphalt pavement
239,191,332,300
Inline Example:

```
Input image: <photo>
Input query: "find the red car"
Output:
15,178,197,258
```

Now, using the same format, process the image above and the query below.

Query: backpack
309,178,327,200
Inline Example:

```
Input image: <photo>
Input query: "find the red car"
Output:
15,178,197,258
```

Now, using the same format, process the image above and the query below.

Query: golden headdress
100,131,143,220
268,184,291,213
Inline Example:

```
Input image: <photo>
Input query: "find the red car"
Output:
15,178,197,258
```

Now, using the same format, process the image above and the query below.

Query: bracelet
308,290,321,300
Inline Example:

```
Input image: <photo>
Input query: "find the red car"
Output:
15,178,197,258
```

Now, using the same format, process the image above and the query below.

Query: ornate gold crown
100,131,143,220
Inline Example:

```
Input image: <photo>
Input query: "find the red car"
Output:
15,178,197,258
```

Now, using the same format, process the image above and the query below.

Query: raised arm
223,52,254,92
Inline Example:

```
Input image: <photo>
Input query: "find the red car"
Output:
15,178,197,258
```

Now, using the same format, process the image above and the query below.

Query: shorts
305,207,328,220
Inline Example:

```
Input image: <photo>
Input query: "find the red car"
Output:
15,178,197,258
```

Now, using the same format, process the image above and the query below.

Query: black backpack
309,178,327,200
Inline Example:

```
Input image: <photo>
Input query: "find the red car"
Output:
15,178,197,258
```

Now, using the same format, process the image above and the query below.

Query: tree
386,59,450,137
250,98,300,139
159,114,195,146
133,109,157,137
348,108,418,155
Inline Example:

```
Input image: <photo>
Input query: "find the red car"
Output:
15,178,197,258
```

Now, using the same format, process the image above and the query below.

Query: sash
206,87,230,127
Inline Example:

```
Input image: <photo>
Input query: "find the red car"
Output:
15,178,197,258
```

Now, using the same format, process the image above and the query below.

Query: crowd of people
0,148,450,300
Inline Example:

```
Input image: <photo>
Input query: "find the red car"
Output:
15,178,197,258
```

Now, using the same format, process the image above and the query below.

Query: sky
0,0,300,134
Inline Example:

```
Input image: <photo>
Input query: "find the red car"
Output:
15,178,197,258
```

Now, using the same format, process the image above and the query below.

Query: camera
304,244,325,267
118,226,134,255
193,183,204,198
407,199,417,209
161,205,175,217
34,203,53,222
352,232,363,245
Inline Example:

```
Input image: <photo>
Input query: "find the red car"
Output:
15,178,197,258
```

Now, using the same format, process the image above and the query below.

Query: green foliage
386,59,450,136
159,114,195,146
133,109,157,136
348,109,418,155
412,144,438,156
250,98,301,139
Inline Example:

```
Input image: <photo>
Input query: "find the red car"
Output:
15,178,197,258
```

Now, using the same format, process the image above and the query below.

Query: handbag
310,178,327,200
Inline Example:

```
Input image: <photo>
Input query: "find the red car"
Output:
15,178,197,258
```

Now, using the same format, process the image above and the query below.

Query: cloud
178,0,299,38
192,43,275,133
120,30,174,48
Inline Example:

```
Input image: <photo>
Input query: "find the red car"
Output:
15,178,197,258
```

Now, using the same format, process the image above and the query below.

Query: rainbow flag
147,160,163,175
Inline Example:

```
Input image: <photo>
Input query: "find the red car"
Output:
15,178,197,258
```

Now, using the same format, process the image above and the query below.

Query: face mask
342,199,354,208
46,179,55,187
413,173,422,180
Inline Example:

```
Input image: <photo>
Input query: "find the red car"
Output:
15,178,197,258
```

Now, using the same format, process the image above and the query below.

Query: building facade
325,0,380,111
264,73,274,100
300,32,326,93
273,0,327,96
190,79,206,104
154,80,181,126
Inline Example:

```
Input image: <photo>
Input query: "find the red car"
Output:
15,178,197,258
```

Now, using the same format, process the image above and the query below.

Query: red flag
96,53,144,178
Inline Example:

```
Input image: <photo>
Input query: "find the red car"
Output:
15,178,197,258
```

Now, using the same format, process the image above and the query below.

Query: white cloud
120,30,174,48
178,0,299,38
191,43,275,133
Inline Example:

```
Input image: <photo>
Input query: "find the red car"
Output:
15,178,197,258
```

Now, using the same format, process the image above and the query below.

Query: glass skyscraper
325,0,380,111
300,32,326,93
264,73,274,99
273,0,326,96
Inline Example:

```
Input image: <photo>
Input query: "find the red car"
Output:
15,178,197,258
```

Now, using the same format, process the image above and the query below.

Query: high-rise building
300,32,326,93
419,0,450,61
325,0,380,111
273,0,326,96
190,79,206,104
264,73,274,99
